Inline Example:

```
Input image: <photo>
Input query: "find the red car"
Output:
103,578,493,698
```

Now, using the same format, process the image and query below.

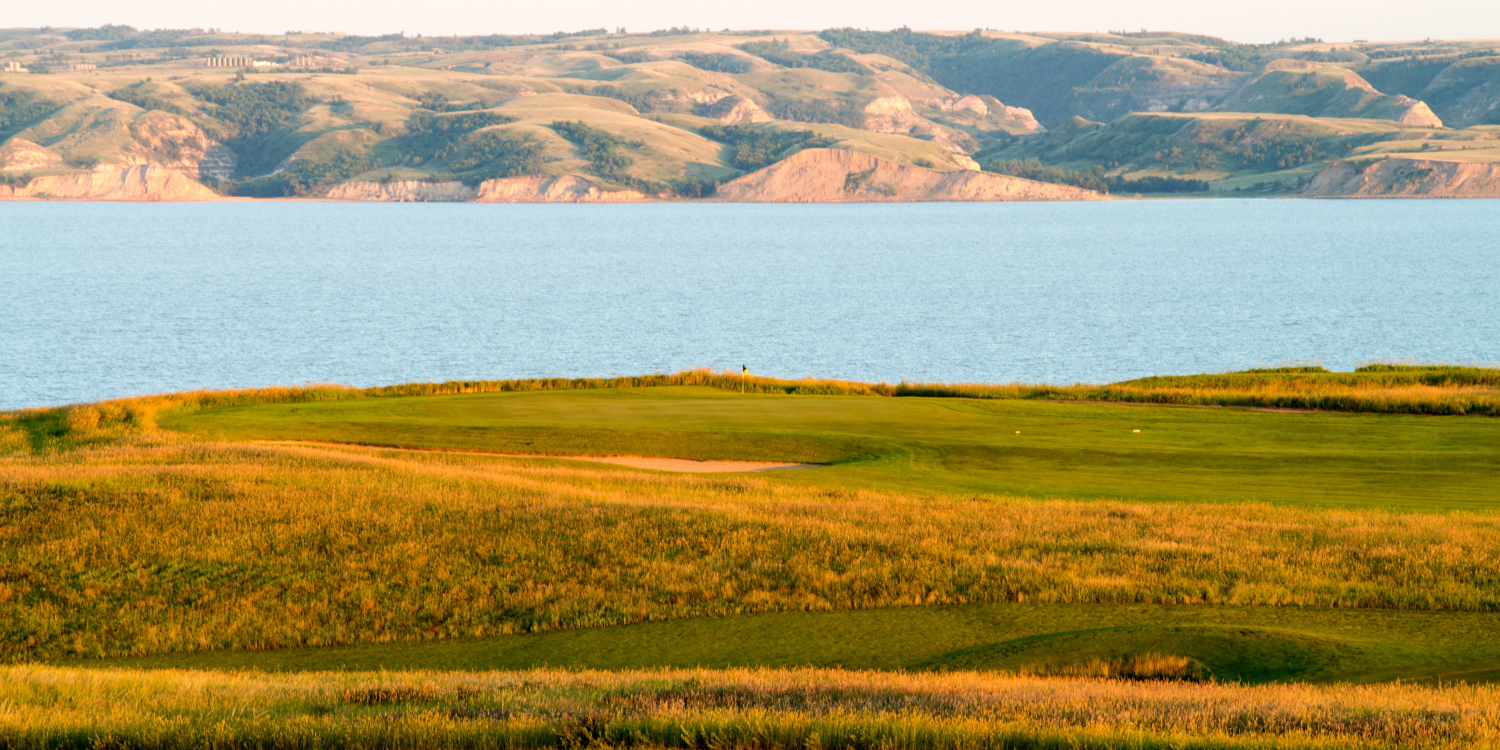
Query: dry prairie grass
2,665,1498,749
900,365,1500,416
3,441,1499,661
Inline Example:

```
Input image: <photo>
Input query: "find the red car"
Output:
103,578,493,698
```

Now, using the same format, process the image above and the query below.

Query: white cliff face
323,180,480,202
1304,157,1500,197
713,148,1106,203
125,111,243,181
317,175,649,203
1391,98,1444,128
700,95,773,125
860,96,979,155
476,175,649,202
0,165,222,201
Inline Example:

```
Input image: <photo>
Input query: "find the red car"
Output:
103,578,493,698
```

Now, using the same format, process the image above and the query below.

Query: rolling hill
6,25,1500,199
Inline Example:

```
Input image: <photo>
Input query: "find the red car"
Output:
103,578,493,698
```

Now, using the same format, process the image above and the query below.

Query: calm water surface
2,199,1497,409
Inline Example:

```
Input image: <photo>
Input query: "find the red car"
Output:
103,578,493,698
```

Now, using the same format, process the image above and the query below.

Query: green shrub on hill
0,84,60,136
441,130,546,185
397,110,516,163
675,52,753,73
990,115,1335,175
1114,174,1210,193
760,93,866,127
738,40,870,74
818,29,1119,126
414,92,486,113
983,159,1111,192
226,144,377,197
550,119,640,179
698,124,836,170
105,82,188,115
601,49,656,64
188,80,317,176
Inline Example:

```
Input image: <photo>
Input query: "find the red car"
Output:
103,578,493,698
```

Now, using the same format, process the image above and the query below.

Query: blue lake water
2,199,1498,410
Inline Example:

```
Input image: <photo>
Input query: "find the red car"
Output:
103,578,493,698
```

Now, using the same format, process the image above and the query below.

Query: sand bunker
556,455,816,472
257,441,817,473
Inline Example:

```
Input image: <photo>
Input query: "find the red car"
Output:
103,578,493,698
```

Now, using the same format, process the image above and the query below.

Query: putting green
166,385,1500,510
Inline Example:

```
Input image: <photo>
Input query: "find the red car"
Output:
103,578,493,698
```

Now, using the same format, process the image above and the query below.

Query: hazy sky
8,0,1498,44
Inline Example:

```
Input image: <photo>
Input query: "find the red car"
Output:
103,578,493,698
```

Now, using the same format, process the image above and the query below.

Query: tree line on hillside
984,159,1209,194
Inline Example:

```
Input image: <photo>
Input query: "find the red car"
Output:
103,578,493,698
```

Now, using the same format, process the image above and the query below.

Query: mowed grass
162,385,1500,509
6,665,1500,750
96,601,1500,686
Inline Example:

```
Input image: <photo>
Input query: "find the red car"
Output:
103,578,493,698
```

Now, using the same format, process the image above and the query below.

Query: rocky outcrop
124,111,235,179
700,95,773,125
0,138,66,173
1219,61,1444,127
860,96,977,154
324,180,479,202
0,165,221,201
474,175,649,203
321,176,647,203
714,148,1106,203
1303,157,1500,197
1386,98,1444,128
935,95,1044,133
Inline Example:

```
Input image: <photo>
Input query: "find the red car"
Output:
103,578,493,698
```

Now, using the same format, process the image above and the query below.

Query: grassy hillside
0,27,1028,198
9,26,1500,198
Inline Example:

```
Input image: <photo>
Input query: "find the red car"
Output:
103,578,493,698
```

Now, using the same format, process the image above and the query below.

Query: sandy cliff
474,175,648,203
0,139,67,173
0,166,220,201
714,148,1106,202
319,175,648,203
323,180,479,202
1304,157,1500,197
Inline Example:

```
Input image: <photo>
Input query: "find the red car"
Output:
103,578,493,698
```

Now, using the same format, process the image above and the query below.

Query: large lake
3,199,1497,410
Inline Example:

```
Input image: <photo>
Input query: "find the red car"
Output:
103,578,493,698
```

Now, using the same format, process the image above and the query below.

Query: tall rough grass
1,665,1497,749
3,442,1499,661
899,365,1500,416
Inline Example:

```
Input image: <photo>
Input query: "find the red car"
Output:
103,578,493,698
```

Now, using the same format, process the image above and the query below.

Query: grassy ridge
5,365,1497,457
4,665,1499,750
0,370,890,454
4,441,1500,663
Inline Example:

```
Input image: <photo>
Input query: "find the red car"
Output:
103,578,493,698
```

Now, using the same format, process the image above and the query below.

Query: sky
7,0,1499,45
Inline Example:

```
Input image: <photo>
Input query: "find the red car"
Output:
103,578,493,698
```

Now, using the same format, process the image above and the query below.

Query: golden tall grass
899,365,1500,416
3,441,1499,661
1,665,1497,749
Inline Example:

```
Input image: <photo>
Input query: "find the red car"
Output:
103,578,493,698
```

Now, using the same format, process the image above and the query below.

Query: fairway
166,385,1500,509
91,602,1500,685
